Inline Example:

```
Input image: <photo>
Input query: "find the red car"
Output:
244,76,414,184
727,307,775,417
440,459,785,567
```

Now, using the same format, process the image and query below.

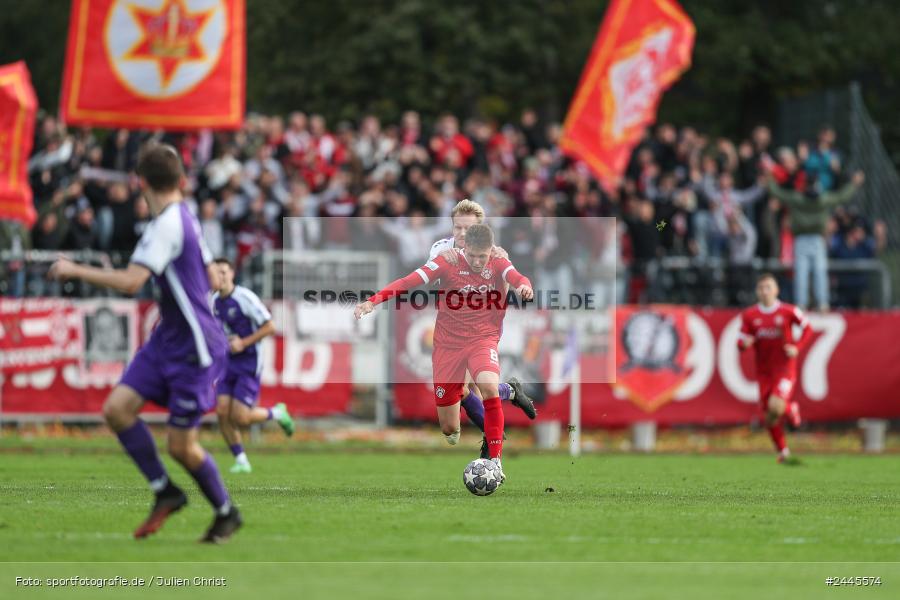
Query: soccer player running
738,273,812,464
355,224,533,483
428,200,537,458
211,258,295,473
48,144,241,542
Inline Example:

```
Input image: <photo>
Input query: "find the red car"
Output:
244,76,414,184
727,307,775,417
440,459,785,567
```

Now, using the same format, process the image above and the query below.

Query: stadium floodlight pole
569,362,581,457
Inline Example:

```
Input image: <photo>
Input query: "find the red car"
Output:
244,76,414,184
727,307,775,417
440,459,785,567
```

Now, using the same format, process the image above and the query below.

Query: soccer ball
463,458,502,496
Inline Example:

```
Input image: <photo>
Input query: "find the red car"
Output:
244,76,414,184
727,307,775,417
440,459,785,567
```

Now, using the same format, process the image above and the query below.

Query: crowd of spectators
0,109,889,308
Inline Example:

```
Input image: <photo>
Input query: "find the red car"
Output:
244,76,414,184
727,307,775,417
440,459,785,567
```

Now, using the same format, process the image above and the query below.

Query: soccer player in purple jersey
49,144,241,543
211,258,294,473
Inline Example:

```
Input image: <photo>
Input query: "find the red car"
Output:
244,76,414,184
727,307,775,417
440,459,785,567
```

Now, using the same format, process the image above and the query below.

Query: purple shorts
120,338,226,428
216,370,261,407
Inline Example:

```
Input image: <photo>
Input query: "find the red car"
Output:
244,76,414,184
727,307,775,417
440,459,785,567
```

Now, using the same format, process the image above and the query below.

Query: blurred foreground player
48,144,241,542
429,199,537,458
738,273,812,464
212,258,294,473
356,224,534,484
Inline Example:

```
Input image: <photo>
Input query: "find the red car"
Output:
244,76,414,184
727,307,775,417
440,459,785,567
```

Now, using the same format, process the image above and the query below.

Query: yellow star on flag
123,0,214,89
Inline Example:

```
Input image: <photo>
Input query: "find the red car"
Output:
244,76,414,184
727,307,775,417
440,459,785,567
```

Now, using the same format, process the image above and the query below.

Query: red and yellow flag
561,0,695,187
0,61,38,228
60,0,245,130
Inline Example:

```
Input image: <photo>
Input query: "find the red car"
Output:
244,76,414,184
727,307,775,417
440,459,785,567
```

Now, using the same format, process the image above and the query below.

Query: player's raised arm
51,201,186,296
48,255,152,296
354,257,446,319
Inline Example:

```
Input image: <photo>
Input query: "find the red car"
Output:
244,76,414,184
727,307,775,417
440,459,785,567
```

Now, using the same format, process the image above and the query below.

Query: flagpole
569,362,581,457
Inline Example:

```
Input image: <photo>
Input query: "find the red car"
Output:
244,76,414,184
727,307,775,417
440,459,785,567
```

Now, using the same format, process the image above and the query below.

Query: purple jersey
129,202,227,367
213,285,271,377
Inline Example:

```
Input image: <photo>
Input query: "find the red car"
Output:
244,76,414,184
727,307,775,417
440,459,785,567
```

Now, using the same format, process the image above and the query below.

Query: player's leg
114,344,190,539
474,369,505,482
461,380,491,458
469,342,505,464
231,375,294,437
216,395,251,473
503,377,537,419
770,378,800,464
812,236,830,311
762,380,797,463
167,426,242,542
432,344,467,446
105,384,188,530
215,374,249,470
436,400,463,445
167,361,242,543
794,238,811,309
460,374,485,433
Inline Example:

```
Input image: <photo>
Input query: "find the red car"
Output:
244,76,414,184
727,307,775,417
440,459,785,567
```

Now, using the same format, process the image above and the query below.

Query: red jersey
369,250,530,350
738,301,811,378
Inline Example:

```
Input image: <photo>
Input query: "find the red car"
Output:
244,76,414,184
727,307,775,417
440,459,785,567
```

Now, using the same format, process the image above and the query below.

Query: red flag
560,0,695,187
0,61,37,228
60,0,245,130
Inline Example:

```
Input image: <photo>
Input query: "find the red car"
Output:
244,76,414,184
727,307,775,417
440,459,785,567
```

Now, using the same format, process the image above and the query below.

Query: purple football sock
190,453,232,514
499,382,511,402
460,391,485,432
229,443,244,457
116,420,168,491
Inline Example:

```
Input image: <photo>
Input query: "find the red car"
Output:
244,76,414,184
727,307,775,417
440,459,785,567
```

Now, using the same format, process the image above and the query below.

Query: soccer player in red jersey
355,224,533,483
738,273,813,464
429,200,537,459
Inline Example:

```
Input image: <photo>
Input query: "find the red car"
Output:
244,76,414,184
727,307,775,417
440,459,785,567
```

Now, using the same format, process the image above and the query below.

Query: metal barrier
262,249,394,426
645,257,892,308
0,249,123,298
2,251,892,309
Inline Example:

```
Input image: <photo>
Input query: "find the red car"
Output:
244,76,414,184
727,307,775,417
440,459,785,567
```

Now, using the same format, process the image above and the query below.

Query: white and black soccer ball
463,458,502,496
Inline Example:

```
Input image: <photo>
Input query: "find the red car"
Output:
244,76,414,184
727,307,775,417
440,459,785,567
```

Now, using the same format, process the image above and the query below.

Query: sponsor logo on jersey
459,283,495,294
756,327,783,339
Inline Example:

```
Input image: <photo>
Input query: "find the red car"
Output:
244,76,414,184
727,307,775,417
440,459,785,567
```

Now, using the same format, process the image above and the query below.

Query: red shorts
432,339,501,407
758,374,796,411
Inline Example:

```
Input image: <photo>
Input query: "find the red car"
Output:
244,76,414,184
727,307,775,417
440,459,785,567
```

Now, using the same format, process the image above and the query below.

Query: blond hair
451,199,485,222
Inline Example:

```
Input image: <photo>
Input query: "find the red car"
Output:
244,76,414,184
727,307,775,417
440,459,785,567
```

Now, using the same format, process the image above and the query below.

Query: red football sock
767,423,787,453
483,396,504,459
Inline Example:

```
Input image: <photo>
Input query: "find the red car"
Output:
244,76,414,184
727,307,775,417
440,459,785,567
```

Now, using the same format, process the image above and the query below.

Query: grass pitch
1,436,899,599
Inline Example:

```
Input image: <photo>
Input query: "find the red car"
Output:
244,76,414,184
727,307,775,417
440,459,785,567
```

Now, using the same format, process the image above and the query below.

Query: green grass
2,437,900,599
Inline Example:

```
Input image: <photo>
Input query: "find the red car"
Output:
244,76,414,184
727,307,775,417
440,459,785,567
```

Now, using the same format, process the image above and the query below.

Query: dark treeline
2,0,899,154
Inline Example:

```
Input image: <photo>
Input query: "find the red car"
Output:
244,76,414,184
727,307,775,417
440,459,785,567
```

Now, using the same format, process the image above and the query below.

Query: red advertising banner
394,306,900,427
60,0,246,130
0,61,38,227
560,0,694,187
1,300,350,418
0,299,80,373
